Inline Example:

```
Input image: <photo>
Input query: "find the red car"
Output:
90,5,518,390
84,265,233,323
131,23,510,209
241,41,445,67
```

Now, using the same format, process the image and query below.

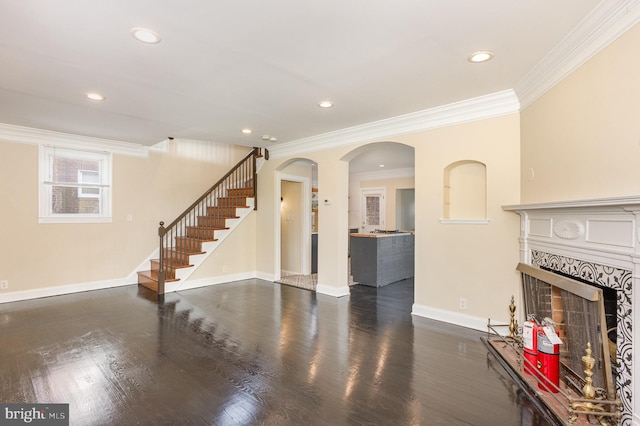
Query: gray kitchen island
349,232,414,287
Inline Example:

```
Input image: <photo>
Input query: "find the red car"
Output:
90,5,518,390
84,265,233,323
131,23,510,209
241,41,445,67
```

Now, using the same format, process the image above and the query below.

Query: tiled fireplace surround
504,197,640,425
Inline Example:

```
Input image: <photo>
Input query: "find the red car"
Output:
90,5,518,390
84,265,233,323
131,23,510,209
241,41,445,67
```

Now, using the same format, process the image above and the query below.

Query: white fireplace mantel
503,196,640,425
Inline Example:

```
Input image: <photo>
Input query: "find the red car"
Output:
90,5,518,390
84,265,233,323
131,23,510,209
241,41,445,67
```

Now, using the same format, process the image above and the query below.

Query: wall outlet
459,297,467,310
0,280,8,290
222,265,228,273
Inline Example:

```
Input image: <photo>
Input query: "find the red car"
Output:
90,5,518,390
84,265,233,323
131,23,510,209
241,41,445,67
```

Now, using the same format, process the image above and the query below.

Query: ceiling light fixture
468,50,494,63
84,92,105,101
379,164,385,168
131,27,161,44
242,128,252,134
318,101,334,108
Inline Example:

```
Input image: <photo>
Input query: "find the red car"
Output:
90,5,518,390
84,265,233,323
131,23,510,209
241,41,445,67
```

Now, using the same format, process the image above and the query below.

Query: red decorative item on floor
537,326,561,393
522,318,539,376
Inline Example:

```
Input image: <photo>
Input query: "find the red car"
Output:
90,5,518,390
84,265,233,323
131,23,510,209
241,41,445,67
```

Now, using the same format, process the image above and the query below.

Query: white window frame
77,169,101,199
39,146,112,223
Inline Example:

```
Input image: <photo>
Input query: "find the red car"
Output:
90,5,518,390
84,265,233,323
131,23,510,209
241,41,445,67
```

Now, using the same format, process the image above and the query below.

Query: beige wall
396,114,521,321
258,113,521,320
521,22,640,204
1,19,636,347
0,138,250,295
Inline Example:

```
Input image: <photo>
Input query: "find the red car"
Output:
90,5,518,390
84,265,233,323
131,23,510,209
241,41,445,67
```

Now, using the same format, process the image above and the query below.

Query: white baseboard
316,283,350,298
173,272,257,292
0,278,132,304
411,303,496,333
255,271,276,282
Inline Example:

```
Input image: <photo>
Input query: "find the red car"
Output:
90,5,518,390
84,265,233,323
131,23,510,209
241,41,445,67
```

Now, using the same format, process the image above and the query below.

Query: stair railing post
158,221,166,295
252,147,258,210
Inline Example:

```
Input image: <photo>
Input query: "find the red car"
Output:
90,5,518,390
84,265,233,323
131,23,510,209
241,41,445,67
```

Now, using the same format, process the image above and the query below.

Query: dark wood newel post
157,221,166,295
253,148,258,211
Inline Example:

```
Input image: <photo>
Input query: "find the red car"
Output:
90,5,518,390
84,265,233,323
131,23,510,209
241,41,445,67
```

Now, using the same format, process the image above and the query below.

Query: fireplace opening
538,266,618,373
519,263,616,398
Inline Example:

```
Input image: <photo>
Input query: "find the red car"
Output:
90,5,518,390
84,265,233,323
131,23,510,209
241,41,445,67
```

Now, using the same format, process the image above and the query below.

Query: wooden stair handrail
159,147,259,236
156,147,261,294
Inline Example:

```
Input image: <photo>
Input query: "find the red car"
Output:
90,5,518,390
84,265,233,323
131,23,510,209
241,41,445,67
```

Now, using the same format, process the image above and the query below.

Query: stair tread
176,237,218,243
164,247,206,256
137,270,180,282
186,225,229,230
164,248,206,255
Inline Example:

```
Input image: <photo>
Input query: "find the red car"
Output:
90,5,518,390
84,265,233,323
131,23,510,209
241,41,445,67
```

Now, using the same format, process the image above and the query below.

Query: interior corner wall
520,22,640,204
0,138,250,297
520,22,640,422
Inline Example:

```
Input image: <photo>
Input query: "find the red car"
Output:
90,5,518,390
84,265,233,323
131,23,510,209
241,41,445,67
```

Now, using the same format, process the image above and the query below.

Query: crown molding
269,90,519,159
0,122,151,157
503,195,640,212
515,0,640,109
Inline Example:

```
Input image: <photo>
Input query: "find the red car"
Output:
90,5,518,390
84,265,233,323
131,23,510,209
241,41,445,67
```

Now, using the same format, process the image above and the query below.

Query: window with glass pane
365,196,380,225
39,146,112,223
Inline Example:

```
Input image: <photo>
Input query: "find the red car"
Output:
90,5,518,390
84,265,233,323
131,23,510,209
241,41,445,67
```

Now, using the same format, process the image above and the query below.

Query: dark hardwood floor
0,279,552,425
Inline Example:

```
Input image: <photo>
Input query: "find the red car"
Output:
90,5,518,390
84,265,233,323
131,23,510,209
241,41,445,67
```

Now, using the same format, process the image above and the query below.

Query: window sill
39,216,112,224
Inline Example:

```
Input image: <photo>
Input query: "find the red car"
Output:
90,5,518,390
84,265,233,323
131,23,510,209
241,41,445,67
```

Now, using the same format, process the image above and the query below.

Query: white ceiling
1,0,614,155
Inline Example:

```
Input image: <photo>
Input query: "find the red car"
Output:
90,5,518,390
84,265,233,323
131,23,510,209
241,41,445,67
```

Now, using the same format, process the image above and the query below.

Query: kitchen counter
350,232,414,287
349,232,413,238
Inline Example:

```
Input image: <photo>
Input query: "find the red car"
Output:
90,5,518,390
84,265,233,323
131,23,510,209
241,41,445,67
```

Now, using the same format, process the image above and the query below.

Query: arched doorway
342,142,416,298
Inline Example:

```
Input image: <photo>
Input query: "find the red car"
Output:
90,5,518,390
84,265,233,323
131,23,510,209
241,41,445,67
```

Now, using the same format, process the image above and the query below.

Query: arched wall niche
443,160,486,220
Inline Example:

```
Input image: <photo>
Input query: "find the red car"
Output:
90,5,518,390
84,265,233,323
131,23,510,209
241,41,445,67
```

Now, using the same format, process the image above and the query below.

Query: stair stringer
164,197,255,294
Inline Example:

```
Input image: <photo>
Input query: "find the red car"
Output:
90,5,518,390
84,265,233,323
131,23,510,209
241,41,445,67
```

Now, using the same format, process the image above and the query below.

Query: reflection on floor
0,279,553,425
276,272,358,291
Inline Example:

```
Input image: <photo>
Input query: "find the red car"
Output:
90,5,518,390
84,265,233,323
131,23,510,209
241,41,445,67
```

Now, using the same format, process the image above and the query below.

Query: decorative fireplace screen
517,263,619,422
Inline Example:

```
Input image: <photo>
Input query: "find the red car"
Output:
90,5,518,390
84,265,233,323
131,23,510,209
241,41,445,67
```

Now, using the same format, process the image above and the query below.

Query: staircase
137,148,262,294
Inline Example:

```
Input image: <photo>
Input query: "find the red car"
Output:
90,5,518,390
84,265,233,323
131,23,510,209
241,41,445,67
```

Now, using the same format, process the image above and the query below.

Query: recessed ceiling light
84,92,105,101
468,50,494,63
261,135,278,142
131,27,161,44
379,164,385,168
318,101,334,108
241,128,252,134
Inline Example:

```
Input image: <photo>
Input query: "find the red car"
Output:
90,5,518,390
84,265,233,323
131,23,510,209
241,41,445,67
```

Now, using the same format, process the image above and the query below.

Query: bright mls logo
1,404,68,425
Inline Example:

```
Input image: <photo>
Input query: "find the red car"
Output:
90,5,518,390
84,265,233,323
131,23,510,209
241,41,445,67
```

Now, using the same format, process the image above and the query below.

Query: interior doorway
280,180,305,276
360,187,386,233
274,160,314,289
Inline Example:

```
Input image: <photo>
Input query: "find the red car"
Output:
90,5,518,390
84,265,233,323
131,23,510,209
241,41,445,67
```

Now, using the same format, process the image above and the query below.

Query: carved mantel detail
553,219,584,240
